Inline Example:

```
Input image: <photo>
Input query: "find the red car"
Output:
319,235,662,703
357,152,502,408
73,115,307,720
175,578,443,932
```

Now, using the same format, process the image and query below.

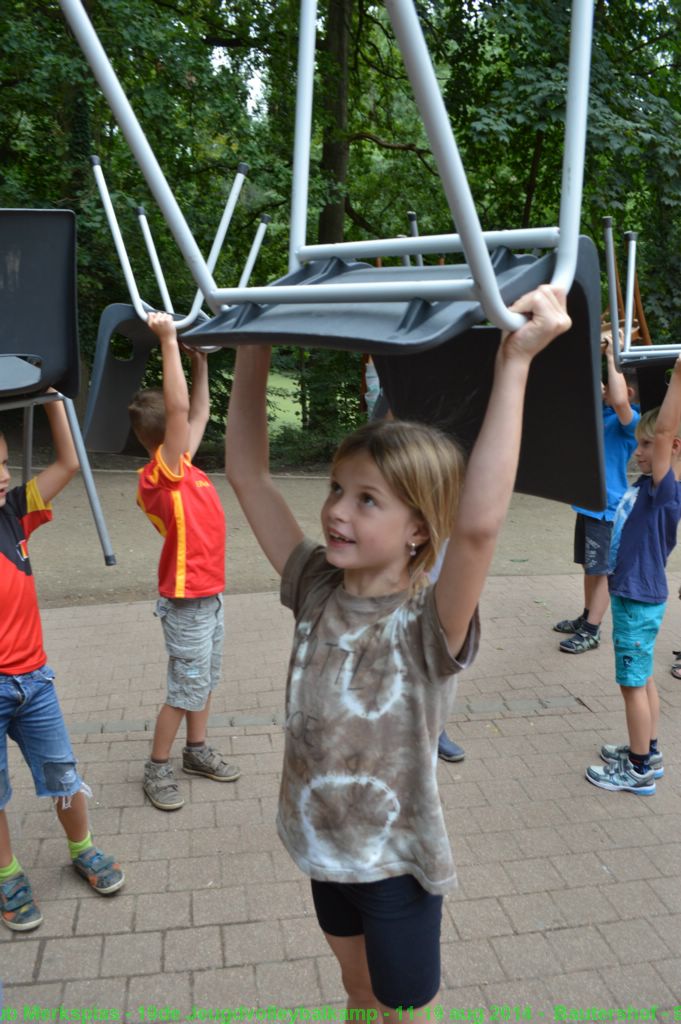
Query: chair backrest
0,209,80,399
374,236,606,510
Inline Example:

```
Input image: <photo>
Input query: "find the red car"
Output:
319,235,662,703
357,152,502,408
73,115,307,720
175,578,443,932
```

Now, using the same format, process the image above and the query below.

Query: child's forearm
44,397,79,474
189,353,210,424
656,357,681,438
161,335,190,417
225,346,272,487
605,350,630,411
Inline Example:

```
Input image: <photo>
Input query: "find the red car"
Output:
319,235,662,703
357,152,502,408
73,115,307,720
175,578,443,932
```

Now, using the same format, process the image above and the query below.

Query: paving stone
545,924,619,972
441,939,506,988
480,978,553,1014
449,897,514,940
499,892,566,933
75,892,136,935
5,982,64,1009
192,965,258,1004
62,978,128,1011
599,961,675,1004
126,973,192,1015
2,938,41,983
457,863,517,899
39,934,103,981
100,931,162,977
504,857,565,894
549,885,619,927
542,969,616,1004
280,915,328,959
489,931,558,980
255,958,322,1004
246,880,313,920
164,925,223,971
192,886,249,926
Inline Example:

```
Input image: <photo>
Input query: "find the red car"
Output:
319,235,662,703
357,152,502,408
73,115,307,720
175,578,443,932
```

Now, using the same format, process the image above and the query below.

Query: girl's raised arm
435,285,571,657
225,345,304,576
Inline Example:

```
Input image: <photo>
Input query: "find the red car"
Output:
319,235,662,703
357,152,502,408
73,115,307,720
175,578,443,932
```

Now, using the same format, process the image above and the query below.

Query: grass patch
268,370,301,431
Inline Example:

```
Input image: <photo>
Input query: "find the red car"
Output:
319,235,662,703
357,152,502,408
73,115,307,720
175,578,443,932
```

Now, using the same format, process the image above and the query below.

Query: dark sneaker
182,745,240,782
143,759,185,810
438,731,465,763
559,628,600,654
73,847,125,895
554,615,585,634
585,760,656,795
600,742,664,779
0,872,43,931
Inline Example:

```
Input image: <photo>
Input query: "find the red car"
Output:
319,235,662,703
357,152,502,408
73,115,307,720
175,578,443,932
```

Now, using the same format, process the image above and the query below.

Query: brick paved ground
3,574,681,1012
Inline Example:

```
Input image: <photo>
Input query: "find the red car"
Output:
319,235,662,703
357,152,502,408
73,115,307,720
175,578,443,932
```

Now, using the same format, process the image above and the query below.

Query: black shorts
573,513,612,575
311,875,442,1008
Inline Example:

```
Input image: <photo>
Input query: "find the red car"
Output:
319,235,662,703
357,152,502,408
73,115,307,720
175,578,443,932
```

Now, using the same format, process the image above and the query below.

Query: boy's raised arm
147,312,190,474
603,332,635,426
34,394,80,504
186,348,210,459
225,345,303,576
652,355,681,486
435,285,571,657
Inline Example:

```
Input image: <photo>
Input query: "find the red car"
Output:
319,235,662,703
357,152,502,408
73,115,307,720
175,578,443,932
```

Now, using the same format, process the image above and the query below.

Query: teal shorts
610,595,666,687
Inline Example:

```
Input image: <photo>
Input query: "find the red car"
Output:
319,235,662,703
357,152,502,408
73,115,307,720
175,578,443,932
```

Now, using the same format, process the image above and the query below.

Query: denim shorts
0,665,83,810
573,514,612,575
311,874,442,1008
611,595,666,687
155,594,224,711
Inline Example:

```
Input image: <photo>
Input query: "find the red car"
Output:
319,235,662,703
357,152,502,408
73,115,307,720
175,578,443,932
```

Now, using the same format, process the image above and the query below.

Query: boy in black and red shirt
129,313,239,811
0,397,124,932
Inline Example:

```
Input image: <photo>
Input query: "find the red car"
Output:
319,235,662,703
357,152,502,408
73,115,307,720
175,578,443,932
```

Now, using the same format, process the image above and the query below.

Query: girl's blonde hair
128,389,166,451
331,419,466,581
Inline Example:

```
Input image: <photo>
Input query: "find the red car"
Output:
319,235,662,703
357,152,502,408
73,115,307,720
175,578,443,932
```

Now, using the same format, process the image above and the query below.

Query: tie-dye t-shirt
277,538,480,895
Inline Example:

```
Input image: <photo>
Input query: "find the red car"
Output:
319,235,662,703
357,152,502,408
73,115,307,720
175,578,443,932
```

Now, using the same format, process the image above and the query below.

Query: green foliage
4,0,681,462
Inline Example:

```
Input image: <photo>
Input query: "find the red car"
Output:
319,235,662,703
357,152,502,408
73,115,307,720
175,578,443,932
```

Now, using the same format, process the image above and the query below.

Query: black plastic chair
0,209,115,564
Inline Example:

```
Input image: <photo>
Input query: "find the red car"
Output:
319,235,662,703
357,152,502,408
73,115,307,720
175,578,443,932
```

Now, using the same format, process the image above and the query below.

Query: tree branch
347,131,437,175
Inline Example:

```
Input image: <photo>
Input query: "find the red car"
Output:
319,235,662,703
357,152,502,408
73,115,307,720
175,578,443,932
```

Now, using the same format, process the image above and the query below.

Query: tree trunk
317,0,353,244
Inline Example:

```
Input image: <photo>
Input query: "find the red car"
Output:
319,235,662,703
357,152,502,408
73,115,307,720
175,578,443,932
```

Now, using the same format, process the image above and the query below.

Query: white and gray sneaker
600,743,664,779
586,758,656,795
143,760,185,811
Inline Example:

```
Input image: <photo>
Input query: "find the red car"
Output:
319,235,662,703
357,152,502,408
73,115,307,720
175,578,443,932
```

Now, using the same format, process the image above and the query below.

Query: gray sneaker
143,760,185,811
182,745,241,782
600,742,664,779
586,759,656,795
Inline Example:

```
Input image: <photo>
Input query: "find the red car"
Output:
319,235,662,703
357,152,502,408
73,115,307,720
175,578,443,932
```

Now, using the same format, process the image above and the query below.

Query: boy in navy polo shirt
554,333,639,653
587,355,681,794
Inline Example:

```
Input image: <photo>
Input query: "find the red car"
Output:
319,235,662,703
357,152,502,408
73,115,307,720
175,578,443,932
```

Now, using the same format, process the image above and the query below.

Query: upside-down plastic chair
61,0,605,510
0,209,115,563
82,157,270,451
602,218,675,413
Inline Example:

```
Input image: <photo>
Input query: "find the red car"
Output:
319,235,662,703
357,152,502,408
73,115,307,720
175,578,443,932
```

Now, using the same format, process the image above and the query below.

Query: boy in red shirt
0,397,124,931
129,313,239,811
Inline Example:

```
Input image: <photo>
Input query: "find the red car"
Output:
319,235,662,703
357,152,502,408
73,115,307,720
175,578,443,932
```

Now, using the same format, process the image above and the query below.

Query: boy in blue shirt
586,355,681,794
555,334,639,653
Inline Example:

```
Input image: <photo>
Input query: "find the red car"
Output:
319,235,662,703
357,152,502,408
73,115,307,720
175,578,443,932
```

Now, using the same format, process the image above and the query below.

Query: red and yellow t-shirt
137,449,226,598
0,479,52,675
